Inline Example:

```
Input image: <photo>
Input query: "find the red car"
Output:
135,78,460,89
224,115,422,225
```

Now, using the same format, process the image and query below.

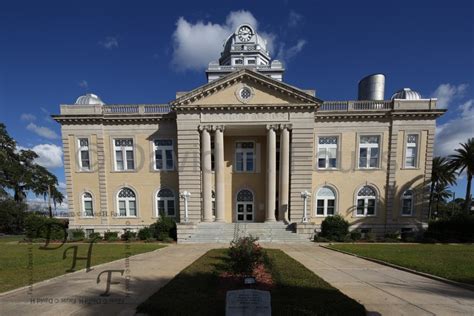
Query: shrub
121,230,137,241
228,235,264,275
88,232,102,241
384,231,400,240
150,216,177,241
104,231,119,241
138,227,152,240
24,213,67,241
313,235,330,242
365,232,377,242
69,229,85,241
320,215,349,241
426,214,474,242
107,236,119,242
350,230,362,241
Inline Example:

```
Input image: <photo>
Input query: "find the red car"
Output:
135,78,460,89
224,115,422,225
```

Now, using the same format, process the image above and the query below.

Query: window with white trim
154,139,174,171
156,188,175,217
356,186,377,216
401,190,414,216
117,188,137,217
317,136,338,169
316,186,336,216
114,139,134,171
359,135,380,168
405,134,418,168
82,192,94,217
235,142,255,172
78,138,90,170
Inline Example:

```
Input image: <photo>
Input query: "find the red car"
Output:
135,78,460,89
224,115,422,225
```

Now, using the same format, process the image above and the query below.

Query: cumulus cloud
171,10,285,71
26,122,59,140
277,39,307,62
432,83,468,109
20,113,36,121
288,11,303,27
30,144,63,168
79,80,88,88
435,99,474,156
99,36,119,49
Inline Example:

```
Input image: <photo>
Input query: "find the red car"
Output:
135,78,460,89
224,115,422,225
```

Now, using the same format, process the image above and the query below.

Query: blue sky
0,0,472,208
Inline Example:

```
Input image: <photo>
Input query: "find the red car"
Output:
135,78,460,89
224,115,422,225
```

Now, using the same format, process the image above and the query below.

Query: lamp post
180,191,191,223
301,190,311,223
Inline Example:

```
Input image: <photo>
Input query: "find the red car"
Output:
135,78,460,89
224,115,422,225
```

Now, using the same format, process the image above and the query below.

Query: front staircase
177,221,311,244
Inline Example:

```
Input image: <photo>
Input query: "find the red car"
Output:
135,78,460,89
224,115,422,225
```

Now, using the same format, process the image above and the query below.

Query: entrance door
236,189,254,222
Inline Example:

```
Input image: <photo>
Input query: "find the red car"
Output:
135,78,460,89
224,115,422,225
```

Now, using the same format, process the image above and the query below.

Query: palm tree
429,157,456,219
449,138,474,214
432,183,452,217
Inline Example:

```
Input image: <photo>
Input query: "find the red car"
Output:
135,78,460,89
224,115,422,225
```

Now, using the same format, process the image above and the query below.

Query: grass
329,244,474,285
0,239,165,293
137,248,365,315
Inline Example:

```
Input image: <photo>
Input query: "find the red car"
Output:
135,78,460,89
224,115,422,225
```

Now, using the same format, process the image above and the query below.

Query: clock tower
206,24,285,82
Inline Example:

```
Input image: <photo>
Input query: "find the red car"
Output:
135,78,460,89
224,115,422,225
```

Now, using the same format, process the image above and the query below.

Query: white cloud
99,36,119,49
171,10,276,71
435,99,474,156
79,80,88,88
26,122,59,140
20,113,36,121
277,39,306,62
432,83,468,109
31,144,63,168
288,11,303,27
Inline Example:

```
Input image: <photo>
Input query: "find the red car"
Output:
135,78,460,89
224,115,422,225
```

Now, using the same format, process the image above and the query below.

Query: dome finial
75,93,105,105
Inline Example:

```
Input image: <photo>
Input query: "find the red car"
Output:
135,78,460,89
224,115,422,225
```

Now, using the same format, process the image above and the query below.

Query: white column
214,126,225,222
200,126,213,222
265,125,277,222
279,125,290,222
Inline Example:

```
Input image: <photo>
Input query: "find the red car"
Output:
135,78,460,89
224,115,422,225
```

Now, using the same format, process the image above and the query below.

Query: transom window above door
235,142,255,172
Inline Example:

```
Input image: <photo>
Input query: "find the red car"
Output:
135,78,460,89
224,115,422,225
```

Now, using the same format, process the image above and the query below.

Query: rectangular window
114,139,134,171
154,139,174,171
359,135,380,168
235,142,255,172
356,199,365,215
84,200,93,217
316,200,325,215
405,134,418,168
78,138,90,170
327,200,335,215
402,199,413,215
317,136,338,169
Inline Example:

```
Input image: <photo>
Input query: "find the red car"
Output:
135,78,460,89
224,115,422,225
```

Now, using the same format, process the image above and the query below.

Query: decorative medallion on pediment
235,83,254,104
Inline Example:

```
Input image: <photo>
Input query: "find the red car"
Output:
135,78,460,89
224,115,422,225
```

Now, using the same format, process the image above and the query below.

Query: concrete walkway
263,243,474,316
0,244,216,316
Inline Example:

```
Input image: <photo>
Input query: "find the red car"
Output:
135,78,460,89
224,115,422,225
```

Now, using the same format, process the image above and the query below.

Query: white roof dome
391,88,422,100
75,93,105,105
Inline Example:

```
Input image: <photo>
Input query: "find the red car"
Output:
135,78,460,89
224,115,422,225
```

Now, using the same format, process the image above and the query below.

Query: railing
102,104,171,114
320,100,393,111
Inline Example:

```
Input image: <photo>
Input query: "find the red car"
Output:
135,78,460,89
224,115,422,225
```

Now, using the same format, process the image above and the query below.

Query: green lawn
137,248,365,315
329,244,474,285
0,240,165,293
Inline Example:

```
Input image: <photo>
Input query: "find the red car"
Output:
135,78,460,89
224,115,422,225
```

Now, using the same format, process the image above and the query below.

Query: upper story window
405,134,418,168
82,192,93,217
78,138,90,170
316,186,336,216
117,188,137,217
359,135,380,168
246,59,256,65
317,136,338,169
401,190,414,216
234,58,243,65
356,185,377,216
114,139,134,171
156,188,176,217
235,142,255,172
154,139,174,171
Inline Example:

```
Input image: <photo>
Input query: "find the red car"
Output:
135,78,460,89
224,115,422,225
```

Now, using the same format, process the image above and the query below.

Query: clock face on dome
237,26,253,42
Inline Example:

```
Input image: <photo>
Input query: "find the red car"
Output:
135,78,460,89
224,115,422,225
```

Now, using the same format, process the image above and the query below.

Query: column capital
279,123,293,131
198,125,213,132
266,124,279,131
212,125,225,132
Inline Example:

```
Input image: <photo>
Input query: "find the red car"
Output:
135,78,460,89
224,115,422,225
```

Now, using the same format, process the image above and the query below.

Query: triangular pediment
170,69,321,109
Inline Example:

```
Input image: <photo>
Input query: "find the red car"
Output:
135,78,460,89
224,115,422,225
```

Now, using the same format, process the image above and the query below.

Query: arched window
401,190,414,216
316,186,336,216
157,188,175,217
117,188,137,217
236,189,254,222
356,186,377,216
82,192,93,217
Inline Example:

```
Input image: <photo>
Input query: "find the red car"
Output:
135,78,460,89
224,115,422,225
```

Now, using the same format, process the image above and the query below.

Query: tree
432,183,452,217
428,157,456,219
449,138,474,214
0,123,63,219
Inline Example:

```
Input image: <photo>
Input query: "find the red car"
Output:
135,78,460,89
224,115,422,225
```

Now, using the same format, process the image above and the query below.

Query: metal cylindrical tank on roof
358,74,385,100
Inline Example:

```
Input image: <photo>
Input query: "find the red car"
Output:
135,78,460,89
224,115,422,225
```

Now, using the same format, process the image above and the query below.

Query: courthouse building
53,24,445,242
